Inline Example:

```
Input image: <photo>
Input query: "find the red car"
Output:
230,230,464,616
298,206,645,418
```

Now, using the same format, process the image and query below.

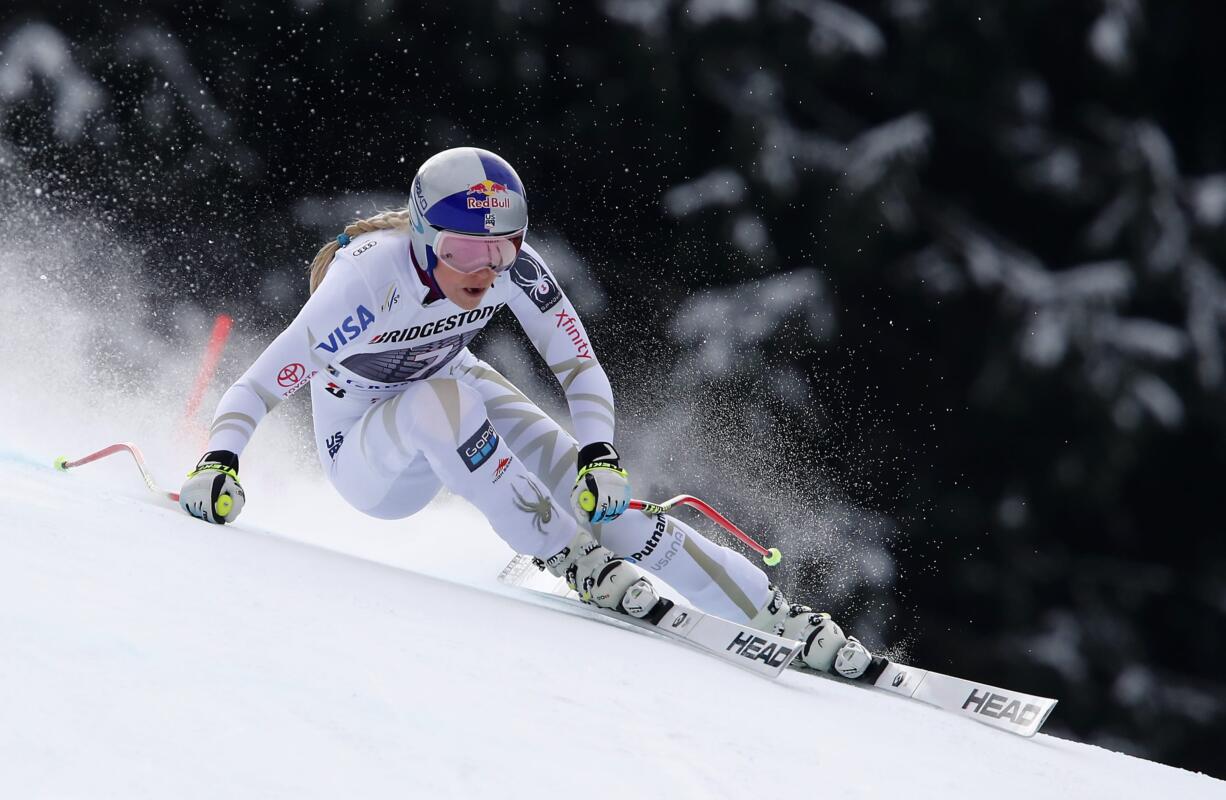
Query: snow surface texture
1,257,1222,800
5,414,1226,798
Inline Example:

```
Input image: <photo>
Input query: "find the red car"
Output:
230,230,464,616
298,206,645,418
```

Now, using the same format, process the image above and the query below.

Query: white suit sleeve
505,246,617,448
205,257,377,455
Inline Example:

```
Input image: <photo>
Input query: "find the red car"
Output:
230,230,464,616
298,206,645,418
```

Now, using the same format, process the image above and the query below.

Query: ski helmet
407,147,528,276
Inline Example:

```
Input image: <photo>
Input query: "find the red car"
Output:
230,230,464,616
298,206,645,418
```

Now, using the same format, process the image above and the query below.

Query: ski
791,659,1057,738
500,555,1057,737
497,554,800,680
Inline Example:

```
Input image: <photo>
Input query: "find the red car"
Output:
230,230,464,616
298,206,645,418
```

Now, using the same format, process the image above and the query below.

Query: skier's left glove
571,442,630,524
180,450,246,525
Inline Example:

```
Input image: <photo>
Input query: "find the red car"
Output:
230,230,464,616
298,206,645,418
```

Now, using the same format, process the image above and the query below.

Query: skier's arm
505,247,616,448
506,246,629,523
182,258,376,525
205,261,376,456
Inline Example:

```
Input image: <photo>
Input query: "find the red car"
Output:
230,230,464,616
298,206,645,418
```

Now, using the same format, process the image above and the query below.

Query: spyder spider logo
511,476,554,534
510,252,562,313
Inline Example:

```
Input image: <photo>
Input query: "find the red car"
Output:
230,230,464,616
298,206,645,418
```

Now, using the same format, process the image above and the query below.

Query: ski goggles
432,229,525,274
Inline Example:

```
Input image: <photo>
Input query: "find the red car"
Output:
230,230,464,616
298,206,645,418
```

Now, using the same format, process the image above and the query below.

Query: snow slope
0,249,1221,798
1,454,1223,799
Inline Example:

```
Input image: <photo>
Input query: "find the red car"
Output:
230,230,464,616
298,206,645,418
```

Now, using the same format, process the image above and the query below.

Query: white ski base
498,554,800,679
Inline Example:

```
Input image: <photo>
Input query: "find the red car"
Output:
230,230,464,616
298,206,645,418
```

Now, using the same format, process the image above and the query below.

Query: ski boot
751,586,887,681
544,529,661,619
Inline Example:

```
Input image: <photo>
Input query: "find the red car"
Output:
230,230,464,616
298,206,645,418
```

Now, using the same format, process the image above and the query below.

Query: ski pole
629,495,782,566
54,443,181,503
54,445,784,567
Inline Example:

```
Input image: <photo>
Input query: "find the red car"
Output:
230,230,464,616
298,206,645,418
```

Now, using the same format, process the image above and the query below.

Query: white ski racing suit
205,229,773,622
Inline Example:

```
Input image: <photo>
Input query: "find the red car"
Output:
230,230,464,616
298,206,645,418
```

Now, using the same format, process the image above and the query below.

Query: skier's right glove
180,450,245,525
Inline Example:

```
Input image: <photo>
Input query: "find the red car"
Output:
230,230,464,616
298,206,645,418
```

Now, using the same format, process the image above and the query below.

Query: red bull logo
466,179,512,210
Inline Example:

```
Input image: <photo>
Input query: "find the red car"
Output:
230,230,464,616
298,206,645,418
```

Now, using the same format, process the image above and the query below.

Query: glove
180,450,246,525
571,442,630,524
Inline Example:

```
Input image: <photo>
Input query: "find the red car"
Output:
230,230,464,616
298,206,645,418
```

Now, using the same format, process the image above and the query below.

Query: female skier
178,147,874,678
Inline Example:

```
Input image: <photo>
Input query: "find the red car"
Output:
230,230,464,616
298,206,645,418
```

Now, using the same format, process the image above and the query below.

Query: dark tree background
3,0,1224,777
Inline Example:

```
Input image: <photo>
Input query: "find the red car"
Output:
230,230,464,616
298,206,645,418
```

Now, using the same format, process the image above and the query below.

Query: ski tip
1031,698,1059,737
53,455,69,472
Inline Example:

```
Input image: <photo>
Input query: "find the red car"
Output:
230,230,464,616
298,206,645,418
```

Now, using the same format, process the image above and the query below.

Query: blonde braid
308,208,415,294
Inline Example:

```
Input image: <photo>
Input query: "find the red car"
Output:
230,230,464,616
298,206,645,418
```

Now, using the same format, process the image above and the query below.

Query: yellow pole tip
53,456,69,472
763,548,782,567
579,491,596,512
215,495,233,517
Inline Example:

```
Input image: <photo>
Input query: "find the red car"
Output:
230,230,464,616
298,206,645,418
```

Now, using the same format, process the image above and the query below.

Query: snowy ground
2,450,1224,799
